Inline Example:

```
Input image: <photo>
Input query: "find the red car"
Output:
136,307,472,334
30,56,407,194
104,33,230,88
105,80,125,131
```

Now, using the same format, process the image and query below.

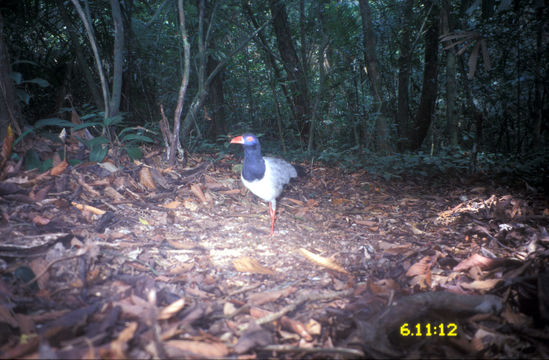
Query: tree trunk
180,11,273,141
269,0,310,141
0,11,21,140
307,0,329,154
244,45,255,127
56,0,103,110
109,0,124,117
358,0,382,104
243,2,296,124
396,0,413,151
410,0,440,150
167,0,191,165
206,56,226,139
358,0,390,153
531,4,544,150
70,0,112,117
441,0,458,147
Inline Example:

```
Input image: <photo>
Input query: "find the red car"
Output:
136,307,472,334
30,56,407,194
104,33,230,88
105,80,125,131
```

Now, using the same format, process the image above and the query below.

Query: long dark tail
293,164,307,177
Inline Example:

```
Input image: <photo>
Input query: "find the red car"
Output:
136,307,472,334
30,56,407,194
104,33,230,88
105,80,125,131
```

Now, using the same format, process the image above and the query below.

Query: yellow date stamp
400,323,458,337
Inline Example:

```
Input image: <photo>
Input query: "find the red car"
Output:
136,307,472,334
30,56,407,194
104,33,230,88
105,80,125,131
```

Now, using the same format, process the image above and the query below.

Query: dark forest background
0,0,547,185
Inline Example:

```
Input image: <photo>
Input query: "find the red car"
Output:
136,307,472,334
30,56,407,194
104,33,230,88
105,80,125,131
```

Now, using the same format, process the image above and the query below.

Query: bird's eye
245,136,254,142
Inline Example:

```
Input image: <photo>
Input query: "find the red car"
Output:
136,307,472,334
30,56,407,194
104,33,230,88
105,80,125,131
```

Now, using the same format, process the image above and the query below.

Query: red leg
268,202,276,236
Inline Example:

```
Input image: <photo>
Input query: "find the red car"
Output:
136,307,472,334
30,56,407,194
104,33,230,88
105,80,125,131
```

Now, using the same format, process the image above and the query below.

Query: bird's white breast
241,157,296,203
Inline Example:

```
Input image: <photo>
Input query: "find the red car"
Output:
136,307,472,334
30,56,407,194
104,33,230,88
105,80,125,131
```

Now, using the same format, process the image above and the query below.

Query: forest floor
1,136,549,359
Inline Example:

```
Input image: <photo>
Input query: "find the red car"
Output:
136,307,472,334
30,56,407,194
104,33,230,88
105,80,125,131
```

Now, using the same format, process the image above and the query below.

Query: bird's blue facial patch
245,135,256,144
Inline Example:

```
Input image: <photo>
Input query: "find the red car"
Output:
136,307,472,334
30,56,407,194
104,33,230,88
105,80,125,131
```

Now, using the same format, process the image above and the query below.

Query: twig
228,283,262,297
262,344,364,358
24,249,88,288
242,289,353,330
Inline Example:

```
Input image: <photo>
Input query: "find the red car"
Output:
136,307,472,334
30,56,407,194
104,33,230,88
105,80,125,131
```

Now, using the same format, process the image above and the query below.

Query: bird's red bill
230,136,244,144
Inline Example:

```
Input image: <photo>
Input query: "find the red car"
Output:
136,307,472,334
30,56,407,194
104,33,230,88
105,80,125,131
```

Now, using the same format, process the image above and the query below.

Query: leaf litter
0,136,548,358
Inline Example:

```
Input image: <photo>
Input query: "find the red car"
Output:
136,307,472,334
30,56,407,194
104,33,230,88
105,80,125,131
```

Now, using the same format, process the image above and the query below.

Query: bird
230,133,298,235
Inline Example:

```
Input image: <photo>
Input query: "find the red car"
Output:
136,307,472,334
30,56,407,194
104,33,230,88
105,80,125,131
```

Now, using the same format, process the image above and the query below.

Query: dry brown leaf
306,199,318,207
190,183,206,202
168,262,194,274
102,321,138,359
32,215,50,226
286,198,304,206
164,340,229,358
162,200,182,209
139,167,156,190
331,198,349,206
280,316,312,341
406,256,433,277
0,125,14,172
219,189,241,195
233,256,275,275
70,109,93,143
29,257,49,290
453,253,496,272
305,319,321,336
298,248,348,274
104,186,125,201
460,279,501,292
355,219,377,227
248,286,297,306
115,296,149,319
158,298,185,320
501,305,532,327
32,184,52,202
72,202,106,215
369,278,400,296
408,274,430,290
250,307,272,319
471,328,501,352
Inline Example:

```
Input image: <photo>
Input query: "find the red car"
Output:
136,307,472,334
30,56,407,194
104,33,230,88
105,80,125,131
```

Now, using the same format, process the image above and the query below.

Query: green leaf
40,158,53,172
81,113,99,121
34,118,75,128
9,71,23,84
89,144,108,162
121,134,154,143
15,89,30,104
104,114,123,127
124,146,143,160
86,136,110,147
24,149,41,170
22,78,50,87
14,127,35,145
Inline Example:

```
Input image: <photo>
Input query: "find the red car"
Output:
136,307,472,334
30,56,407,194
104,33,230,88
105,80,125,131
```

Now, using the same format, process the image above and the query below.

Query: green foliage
3,0,547,180
16,106,155,168
9,66,50,106
23,149,52,172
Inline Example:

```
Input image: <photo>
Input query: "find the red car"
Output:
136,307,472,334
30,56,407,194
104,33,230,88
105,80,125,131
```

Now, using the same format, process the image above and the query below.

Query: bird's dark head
230,133,265,180
230,133,260,147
